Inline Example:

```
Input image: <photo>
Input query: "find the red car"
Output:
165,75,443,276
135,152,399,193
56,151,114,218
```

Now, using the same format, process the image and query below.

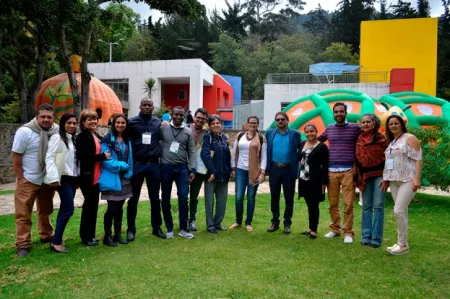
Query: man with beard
318,102,361,244
12,104,59,256
127,97,165,241
186,108,208,231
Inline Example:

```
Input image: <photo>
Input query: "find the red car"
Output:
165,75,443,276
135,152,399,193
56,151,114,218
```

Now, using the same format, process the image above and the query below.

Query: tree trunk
59,27,81,118
81,27,93,111
18,64,29,123
28,31,48,119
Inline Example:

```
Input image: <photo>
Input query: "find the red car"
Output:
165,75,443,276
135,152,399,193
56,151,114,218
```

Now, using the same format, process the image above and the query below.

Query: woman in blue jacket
201,114,231,234
99,114,133,246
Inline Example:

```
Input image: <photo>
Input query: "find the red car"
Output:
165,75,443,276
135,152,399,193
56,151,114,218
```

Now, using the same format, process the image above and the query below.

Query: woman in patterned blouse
381,115,422,255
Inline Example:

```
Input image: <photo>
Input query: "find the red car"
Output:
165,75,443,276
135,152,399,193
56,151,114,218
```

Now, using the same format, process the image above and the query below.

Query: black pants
269,166,295,226
104,200,126,235
189,173,206,222
128,163,162,234
304,194,320,233
79,183,100,242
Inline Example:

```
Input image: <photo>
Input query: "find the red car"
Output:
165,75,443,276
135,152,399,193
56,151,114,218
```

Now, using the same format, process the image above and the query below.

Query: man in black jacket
126,97,165,241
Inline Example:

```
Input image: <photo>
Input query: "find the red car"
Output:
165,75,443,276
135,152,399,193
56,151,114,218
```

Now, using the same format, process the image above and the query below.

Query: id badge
386,159,394,170
142,133,151,145
170,141,180,153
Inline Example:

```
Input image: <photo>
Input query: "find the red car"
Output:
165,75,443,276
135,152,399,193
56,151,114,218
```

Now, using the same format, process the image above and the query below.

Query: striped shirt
318,122,361,170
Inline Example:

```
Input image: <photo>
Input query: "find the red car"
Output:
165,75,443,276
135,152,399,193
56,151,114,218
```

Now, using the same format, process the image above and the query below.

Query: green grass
0,190,15,195
0,193,449,298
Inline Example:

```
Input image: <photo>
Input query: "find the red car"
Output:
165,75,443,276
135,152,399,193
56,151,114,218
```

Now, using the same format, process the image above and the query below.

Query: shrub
409,125,450,191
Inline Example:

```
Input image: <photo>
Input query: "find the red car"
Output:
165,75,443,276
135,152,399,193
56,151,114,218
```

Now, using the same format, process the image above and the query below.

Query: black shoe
113,234,129,244
361,242,370,246
127,231,135,242
152,228,167,239
309,233,317,239
40,238,52,244
267,224,279,232
215,225,227,231
301,230,311,236
207,228,217,234
50,244,69,253
369,244,380,248
81,239,98,247
16,248,29,257
284,226,291,234
103,235,117,247
91,238,99,245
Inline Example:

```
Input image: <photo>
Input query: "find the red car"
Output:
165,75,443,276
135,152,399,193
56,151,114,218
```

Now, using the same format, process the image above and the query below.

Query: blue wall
220,75,242,105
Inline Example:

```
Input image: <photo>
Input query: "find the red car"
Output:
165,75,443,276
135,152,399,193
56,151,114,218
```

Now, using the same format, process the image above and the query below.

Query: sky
125,0,445,22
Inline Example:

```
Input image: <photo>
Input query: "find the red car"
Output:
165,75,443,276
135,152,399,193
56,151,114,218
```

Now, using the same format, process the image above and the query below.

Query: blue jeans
128,162,161,233
161,164,190,231
361,176,385,246
235,168,259,225
52,176,76,245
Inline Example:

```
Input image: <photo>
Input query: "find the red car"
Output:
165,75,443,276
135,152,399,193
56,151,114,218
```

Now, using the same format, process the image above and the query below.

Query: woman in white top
45,113,78,253
229,116,267,232
381,115,422,255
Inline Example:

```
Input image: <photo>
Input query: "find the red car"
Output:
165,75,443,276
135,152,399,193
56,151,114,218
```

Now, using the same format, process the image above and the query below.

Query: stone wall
0,125,247,184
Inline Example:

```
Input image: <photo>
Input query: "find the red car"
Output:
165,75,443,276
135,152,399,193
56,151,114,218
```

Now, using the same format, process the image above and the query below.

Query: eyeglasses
248,122,258,125
195,116,206,121
276,118,286,122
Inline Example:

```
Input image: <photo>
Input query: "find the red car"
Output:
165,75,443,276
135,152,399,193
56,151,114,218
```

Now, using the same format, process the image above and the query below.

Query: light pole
98,39,123,63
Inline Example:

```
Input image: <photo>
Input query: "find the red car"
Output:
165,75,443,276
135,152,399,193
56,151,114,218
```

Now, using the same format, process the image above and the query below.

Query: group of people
11,99,422,257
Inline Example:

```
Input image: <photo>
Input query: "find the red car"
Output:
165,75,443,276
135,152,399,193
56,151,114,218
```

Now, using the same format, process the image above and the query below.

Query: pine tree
417,0,431,17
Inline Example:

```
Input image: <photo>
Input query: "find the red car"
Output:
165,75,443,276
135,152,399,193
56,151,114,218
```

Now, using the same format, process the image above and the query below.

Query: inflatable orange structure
35,55,123,125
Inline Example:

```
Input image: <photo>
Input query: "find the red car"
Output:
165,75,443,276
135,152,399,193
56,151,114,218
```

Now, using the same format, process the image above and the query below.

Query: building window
102,79,129,103
178,90,187,100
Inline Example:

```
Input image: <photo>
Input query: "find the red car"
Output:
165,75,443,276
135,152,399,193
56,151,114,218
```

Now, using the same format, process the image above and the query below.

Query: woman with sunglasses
45,113,78,253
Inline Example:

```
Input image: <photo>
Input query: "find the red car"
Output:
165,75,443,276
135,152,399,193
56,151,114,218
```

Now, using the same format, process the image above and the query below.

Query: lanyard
171,126,183,141
389,133,403,156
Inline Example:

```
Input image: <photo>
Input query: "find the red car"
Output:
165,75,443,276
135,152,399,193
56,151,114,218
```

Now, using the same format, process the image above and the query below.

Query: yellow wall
360,18,438,96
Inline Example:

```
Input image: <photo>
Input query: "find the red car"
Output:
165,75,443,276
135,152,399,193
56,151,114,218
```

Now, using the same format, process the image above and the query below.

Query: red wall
163,84,190,110
390,69,415,93
203,74,234,120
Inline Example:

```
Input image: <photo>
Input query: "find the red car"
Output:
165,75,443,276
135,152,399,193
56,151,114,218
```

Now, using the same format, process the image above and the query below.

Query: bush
409,125,450,191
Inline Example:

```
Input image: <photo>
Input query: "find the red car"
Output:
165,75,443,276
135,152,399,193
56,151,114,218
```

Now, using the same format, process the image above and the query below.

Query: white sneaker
178,230,195,239
166,231,174,239
324,231,337,238
386,243,398,251
388,245,409,255
344,236,354,244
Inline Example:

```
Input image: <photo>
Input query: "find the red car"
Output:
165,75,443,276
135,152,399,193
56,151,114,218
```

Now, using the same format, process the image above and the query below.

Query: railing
267,71,389,84
216,100,234,109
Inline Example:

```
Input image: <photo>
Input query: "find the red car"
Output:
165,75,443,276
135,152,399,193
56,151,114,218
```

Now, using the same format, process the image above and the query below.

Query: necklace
246,132,256,141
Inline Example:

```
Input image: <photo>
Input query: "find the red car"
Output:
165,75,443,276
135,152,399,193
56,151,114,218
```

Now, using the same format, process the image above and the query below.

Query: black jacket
75,130,107,186
128,113,162,162
298,141,329,200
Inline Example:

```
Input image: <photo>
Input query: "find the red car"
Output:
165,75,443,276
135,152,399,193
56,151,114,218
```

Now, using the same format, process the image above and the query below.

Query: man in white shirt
12,104,58,257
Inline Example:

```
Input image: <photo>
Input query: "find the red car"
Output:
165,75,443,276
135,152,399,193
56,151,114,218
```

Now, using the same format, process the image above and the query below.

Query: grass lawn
0,193,449,298
0,190,15,195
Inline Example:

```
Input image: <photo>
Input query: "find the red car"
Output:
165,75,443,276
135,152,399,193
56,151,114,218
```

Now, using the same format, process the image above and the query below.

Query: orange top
93,136,101,185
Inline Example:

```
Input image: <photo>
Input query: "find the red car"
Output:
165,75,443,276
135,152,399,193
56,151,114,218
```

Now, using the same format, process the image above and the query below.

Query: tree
124,29,160,61
391,0,418,18
376,0,391,19
417,0,431,18
0,0,57,122
217,0,248,41
437,0,450,99
209,34,241,75
319,42,360,64
303,4,330,37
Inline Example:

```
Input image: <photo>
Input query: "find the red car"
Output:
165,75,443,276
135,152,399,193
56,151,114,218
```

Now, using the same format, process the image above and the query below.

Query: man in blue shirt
265,112,302,234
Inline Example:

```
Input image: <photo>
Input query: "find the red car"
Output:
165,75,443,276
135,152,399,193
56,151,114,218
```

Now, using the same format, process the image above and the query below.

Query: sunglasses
276,118,286,122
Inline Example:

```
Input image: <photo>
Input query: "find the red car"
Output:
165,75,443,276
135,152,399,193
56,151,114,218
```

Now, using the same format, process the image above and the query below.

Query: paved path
0,181,448,216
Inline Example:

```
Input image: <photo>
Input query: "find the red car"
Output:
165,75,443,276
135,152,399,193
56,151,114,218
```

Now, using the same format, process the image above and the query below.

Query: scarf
354,133,387,191
22,117,59,172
